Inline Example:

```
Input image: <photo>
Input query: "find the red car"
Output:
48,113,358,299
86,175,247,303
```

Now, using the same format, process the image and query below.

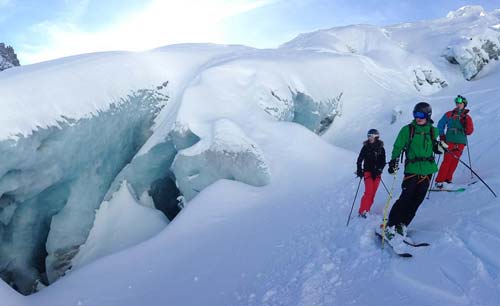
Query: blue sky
1,0,500,64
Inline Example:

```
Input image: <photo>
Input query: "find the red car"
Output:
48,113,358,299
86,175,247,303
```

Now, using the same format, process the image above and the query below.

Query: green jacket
391,120,439,175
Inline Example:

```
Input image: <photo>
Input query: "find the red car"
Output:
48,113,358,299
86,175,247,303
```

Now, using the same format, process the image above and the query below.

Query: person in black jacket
356,129,386,217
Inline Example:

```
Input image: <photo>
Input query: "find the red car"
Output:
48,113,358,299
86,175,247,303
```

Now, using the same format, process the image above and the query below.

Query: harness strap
403,174,430,184
417,175,430,184
403,174,416,181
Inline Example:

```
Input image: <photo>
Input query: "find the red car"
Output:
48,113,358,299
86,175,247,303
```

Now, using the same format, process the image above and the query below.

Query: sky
1,0,500,65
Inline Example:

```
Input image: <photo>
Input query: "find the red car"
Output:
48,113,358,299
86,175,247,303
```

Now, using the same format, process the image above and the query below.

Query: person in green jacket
383,102,440,241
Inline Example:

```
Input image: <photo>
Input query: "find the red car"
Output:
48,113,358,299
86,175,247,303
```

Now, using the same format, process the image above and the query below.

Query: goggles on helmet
455,96,465,104
413,111,427,119
367,133,379,139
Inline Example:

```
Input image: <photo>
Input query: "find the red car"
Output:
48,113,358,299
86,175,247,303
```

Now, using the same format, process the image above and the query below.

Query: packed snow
0,5,500,306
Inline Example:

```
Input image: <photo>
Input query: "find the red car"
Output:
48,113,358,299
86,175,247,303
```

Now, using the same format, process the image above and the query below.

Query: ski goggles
455,96,465,104
413,111,427,119
367,133,379,138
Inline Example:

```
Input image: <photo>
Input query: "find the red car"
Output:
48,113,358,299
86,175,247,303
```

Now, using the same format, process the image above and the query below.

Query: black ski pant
387,173,431,227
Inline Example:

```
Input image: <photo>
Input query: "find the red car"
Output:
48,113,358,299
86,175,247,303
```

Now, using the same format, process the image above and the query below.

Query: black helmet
413,102,432,119
455,95,468,107
367,128,380,138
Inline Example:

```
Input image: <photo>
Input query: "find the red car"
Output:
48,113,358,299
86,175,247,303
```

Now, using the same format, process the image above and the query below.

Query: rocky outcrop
0,43,20,72
443,31,500,80
412,68,448,92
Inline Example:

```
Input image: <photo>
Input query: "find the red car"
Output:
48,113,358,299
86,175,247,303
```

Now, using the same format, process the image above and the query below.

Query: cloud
20,0,274,64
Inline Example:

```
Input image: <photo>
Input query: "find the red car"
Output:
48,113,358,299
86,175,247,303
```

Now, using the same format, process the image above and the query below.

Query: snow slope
1,5,500,306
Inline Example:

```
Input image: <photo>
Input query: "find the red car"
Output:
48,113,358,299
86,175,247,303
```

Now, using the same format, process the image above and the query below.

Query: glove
437,140,448,153
388,159,398,174
356,168,364,178
439,135,446,142
433,140,442,154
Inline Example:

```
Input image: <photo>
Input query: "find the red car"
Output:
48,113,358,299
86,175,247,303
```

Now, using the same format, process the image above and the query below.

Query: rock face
443,31,500,80
412,68,448,92
0,43,20,71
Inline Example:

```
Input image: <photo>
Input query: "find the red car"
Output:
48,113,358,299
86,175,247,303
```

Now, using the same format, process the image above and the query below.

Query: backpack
403,123,437,165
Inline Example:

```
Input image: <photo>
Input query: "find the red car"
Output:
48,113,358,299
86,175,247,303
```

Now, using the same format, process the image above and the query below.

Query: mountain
0,43,20,71
0,5,500,306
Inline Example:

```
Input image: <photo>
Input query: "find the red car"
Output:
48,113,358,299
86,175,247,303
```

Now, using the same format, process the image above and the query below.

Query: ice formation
0,87,168,293
71,180,168,270
171,119,271,201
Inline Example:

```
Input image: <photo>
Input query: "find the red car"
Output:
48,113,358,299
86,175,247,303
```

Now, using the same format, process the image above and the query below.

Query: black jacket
356,140,386,176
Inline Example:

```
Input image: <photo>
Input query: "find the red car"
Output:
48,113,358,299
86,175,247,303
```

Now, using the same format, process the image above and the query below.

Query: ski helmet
455,95,468,107
367,128,380,138
413,102,432,120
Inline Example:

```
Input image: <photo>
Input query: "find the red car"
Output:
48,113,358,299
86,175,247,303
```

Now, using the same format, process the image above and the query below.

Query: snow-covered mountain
0,5,500,306
0,43,20,71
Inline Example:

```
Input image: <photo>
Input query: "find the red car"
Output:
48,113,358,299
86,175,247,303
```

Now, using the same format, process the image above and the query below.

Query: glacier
0,6,500,306
0,45,350,293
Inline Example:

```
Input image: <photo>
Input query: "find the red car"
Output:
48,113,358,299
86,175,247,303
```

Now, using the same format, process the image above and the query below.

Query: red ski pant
359,171,381,214
436,142,465,183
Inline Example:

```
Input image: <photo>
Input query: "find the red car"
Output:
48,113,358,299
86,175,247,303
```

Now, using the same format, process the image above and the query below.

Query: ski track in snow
255,71,500,306
260,178,500,306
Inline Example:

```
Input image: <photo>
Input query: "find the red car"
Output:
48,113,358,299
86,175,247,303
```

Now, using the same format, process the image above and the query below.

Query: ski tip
429,188,466,192
403,240,430,247
375,231,414,257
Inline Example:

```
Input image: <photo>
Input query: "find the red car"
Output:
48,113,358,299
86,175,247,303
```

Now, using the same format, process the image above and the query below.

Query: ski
428,187,465,193
403,240,430,247
375,231,412,257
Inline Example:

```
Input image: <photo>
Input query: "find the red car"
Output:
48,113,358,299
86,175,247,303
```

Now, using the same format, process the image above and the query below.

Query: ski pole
381,168,399,249
443,146,497,198
346,177,363,227
380,179,390,195
426,153,441,200
466,136,473,180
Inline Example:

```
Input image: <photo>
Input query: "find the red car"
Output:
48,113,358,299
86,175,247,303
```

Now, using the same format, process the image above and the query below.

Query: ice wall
291,90,343,135
172,119,271,201
0,86,168,294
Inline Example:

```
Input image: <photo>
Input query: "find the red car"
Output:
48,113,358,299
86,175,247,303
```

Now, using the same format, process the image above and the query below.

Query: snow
71,181,168,270
442,29,500,80
446,6,487,19
1,6,500,306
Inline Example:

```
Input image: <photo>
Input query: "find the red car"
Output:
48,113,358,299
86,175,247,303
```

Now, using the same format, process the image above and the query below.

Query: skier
434,95,474,189
356,129,386,218
381,102,440,246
